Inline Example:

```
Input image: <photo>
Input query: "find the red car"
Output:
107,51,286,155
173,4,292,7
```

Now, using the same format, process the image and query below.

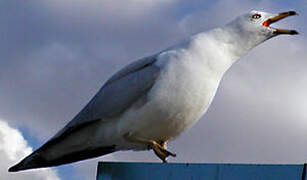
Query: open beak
263,11,299,35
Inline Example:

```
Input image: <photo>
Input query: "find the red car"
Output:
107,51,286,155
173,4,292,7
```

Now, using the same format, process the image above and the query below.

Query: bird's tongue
262,19,271,27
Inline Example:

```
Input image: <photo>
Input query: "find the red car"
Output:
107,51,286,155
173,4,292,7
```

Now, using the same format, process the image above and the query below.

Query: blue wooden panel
97,162,305,180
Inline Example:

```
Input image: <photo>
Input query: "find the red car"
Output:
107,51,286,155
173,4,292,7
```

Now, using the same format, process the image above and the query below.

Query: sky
1,0,306,179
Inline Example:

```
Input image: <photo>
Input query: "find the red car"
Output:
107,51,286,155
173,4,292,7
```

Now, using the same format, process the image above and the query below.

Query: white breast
143,51,221,140
117,33,235,148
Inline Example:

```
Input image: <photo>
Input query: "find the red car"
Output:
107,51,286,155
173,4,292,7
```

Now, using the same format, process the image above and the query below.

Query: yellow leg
159,140,167,149
123,133,176,162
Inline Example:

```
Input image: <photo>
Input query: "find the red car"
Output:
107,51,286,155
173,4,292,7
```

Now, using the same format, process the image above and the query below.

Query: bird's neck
186,24,268,78
220,23,270,61
195,24,267,63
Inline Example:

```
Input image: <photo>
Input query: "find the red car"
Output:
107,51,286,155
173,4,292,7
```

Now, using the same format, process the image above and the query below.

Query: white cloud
0,119,61,180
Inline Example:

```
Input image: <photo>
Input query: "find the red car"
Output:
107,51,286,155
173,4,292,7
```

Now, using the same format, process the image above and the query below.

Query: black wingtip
8,151,42,172
8,164,21,172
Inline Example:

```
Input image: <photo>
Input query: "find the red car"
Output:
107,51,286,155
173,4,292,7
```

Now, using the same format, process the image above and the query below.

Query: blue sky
1,0,306,180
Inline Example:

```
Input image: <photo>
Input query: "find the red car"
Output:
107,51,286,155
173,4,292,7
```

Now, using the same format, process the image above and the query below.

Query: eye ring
252,13,261,19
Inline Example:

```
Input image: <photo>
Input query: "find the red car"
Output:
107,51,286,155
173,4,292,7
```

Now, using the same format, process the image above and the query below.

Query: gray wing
53,54,161,139
8,55,161,171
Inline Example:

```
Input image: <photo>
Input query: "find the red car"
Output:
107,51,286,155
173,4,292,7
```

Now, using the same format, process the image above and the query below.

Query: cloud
43,0,176,18
0,0,186,142
0,120,61,180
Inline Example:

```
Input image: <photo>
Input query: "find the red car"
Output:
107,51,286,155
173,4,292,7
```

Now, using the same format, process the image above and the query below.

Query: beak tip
290,30,299,35
289,11,299,16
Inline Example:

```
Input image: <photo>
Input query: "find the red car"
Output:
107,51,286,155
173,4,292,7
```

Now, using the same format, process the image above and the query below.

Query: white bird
9,10,298,172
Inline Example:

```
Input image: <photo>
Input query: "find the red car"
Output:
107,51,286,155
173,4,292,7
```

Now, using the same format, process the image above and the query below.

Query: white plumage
9,10,298,172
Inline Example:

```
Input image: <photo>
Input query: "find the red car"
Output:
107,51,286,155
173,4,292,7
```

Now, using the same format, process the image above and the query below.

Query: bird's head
234,10,299,35
223,10,299,54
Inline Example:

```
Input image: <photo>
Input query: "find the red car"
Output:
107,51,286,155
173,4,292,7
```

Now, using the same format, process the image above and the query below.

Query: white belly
117,55,223,147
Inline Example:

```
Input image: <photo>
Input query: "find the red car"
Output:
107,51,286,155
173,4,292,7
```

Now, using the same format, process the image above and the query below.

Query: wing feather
53,55,160,139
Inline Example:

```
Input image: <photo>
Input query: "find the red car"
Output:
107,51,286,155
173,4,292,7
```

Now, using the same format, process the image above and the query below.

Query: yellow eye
252,13,261,19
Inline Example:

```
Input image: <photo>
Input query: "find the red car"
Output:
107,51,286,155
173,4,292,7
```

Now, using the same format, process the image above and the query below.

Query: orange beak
263,11,299,35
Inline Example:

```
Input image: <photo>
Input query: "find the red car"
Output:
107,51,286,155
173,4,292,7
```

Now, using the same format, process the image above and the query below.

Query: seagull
9,10,298,172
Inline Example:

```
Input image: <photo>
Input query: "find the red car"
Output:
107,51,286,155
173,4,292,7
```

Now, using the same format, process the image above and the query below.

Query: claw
123,134,176,162
151,141,176,162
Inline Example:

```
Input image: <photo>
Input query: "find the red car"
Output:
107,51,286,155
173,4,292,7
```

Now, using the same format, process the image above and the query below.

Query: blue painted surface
97,162,305,180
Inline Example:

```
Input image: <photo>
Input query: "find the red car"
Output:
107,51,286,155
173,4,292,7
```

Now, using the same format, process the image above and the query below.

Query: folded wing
9,54,162,171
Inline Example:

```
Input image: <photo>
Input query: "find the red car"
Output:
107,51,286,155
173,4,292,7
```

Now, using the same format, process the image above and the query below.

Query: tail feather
8,145,116,172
